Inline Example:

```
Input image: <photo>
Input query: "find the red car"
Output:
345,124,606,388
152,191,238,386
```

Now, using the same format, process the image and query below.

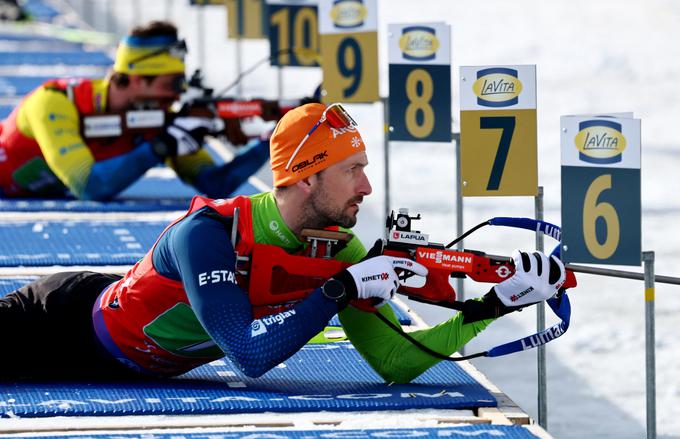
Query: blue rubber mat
0,277,36,294
0,342,496,417
0,219,166,266
0,51,112,65
5,426,539,438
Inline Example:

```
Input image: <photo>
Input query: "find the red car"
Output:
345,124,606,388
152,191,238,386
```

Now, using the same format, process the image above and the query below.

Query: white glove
493,250,566,307
173,116,223,134
153,117,222,157
346,256,428,307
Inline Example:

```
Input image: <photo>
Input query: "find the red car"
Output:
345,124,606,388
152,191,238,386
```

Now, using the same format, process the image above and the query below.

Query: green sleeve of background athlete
335,231,496,384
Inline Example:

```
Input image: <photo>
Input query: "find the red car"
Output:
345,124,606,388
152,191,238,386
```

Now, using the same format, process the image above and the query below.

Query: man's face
307,151,372,228
126,73,184,110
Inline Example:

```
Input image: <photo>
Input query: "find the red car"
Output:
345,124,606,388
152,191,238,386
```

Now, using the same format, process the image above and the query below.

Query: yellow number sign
318,0,378,103
226,0,266,39
460,109,537,196
459,65,537,196
320,32,378,103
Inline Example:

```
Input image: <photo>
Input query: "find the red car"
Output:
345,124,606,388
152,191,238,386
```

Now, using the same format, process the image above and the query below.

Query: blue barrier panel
5,425,540,438
0,75,52,97
0,104,13,119
0,39,84,52
0,176,262,212
0,220,167,266
22,0,61,22
0,342,496,417
0,33,77,42
0,51,112,66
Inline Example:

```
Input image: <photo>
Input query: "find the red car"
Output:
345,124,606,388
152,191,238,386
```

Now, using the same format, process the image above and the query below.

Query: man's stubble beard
303,179,359,229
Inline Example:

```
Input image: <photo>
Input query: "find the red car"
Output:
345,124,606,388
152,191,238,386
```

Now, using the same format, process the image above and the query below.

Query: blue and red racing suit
92,192,366,377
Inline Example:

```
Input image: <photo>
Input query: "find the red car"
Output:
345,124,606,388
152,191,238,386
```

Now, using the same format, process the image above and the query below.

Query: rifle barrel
485,253,680,286
565,263,680,286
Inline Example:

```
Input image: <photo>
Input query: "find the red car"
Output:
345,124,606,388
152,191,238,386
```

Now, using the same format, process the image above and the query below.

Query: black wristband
325,269,357,309
461,288,521,324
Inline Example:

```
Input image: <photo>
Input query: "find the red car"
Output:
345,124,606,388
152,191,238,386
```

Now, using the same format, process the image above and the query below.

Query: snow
63,0,680,437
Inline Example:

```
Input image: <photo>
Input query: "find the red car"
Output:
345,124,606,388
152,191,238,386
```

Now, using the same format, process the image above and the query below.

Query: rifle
81,69,318,145
238,208,577,360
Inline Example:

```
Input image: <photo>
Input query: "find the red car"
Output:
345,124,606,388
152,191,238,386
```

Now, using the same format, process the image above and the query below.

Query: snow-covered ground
73,0,680,437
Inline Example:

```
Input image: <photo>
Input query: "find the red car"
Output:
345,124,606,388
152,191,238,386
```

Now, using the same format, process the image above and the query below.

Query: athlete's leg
0,271,132,380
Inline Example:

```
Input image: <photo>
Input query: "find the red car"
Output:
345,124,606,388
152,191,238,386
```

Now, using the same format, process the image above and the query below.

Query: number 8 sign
388,22,452,142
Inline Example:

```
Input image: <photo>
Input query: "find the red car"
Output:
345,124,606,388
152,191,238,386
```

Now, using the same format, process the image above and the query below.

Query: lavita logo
399,26,439,61
574,119,627,164
473,67,523,107
330,0,367,29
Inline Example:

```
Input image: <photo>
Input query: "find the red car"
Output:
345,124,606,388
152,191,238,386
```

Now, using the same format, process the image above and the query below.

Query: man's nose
358,170,372,196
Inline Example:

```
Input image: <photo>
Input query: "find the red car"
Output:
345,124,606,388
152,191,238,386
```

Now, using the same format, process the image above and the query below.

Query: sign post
561,113,647,435
226,0,267,96
386,22,451,232
318,0,379,103
460,63,540,411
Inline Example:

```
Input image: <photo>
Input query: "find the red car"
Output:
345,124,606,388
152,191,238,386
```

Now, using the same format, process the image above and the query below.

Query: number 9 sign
319,0,379,103
560,115,641,266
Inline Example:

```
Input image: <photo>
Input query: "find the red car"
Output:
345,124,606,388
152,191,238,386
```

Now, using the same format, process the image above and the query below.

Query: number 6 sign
560,114,641,266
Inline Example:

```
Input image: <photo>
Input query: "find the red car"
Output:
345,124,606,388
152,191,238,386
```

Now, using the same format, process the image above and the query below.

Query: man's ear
295,175,315,194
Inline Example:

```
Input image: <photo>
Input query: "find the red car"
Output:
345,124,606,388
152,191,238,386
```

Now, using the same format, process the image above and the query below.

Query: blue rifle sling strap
468,217,572,358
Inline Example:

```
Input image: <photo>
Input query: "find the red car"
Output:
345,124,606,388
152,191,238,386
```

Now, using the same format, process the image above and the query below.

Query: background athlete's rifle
81,69,318,145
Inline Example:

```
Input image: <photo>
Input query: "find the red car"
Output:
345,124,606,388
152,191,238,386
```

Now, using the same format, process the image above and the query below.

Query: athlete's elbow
233,360,272,378
79,177,117,200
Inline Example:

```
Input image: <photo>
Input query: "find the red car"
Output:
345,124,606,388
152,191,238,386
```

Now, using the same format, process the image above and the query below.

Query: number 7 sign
459,65,537,196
